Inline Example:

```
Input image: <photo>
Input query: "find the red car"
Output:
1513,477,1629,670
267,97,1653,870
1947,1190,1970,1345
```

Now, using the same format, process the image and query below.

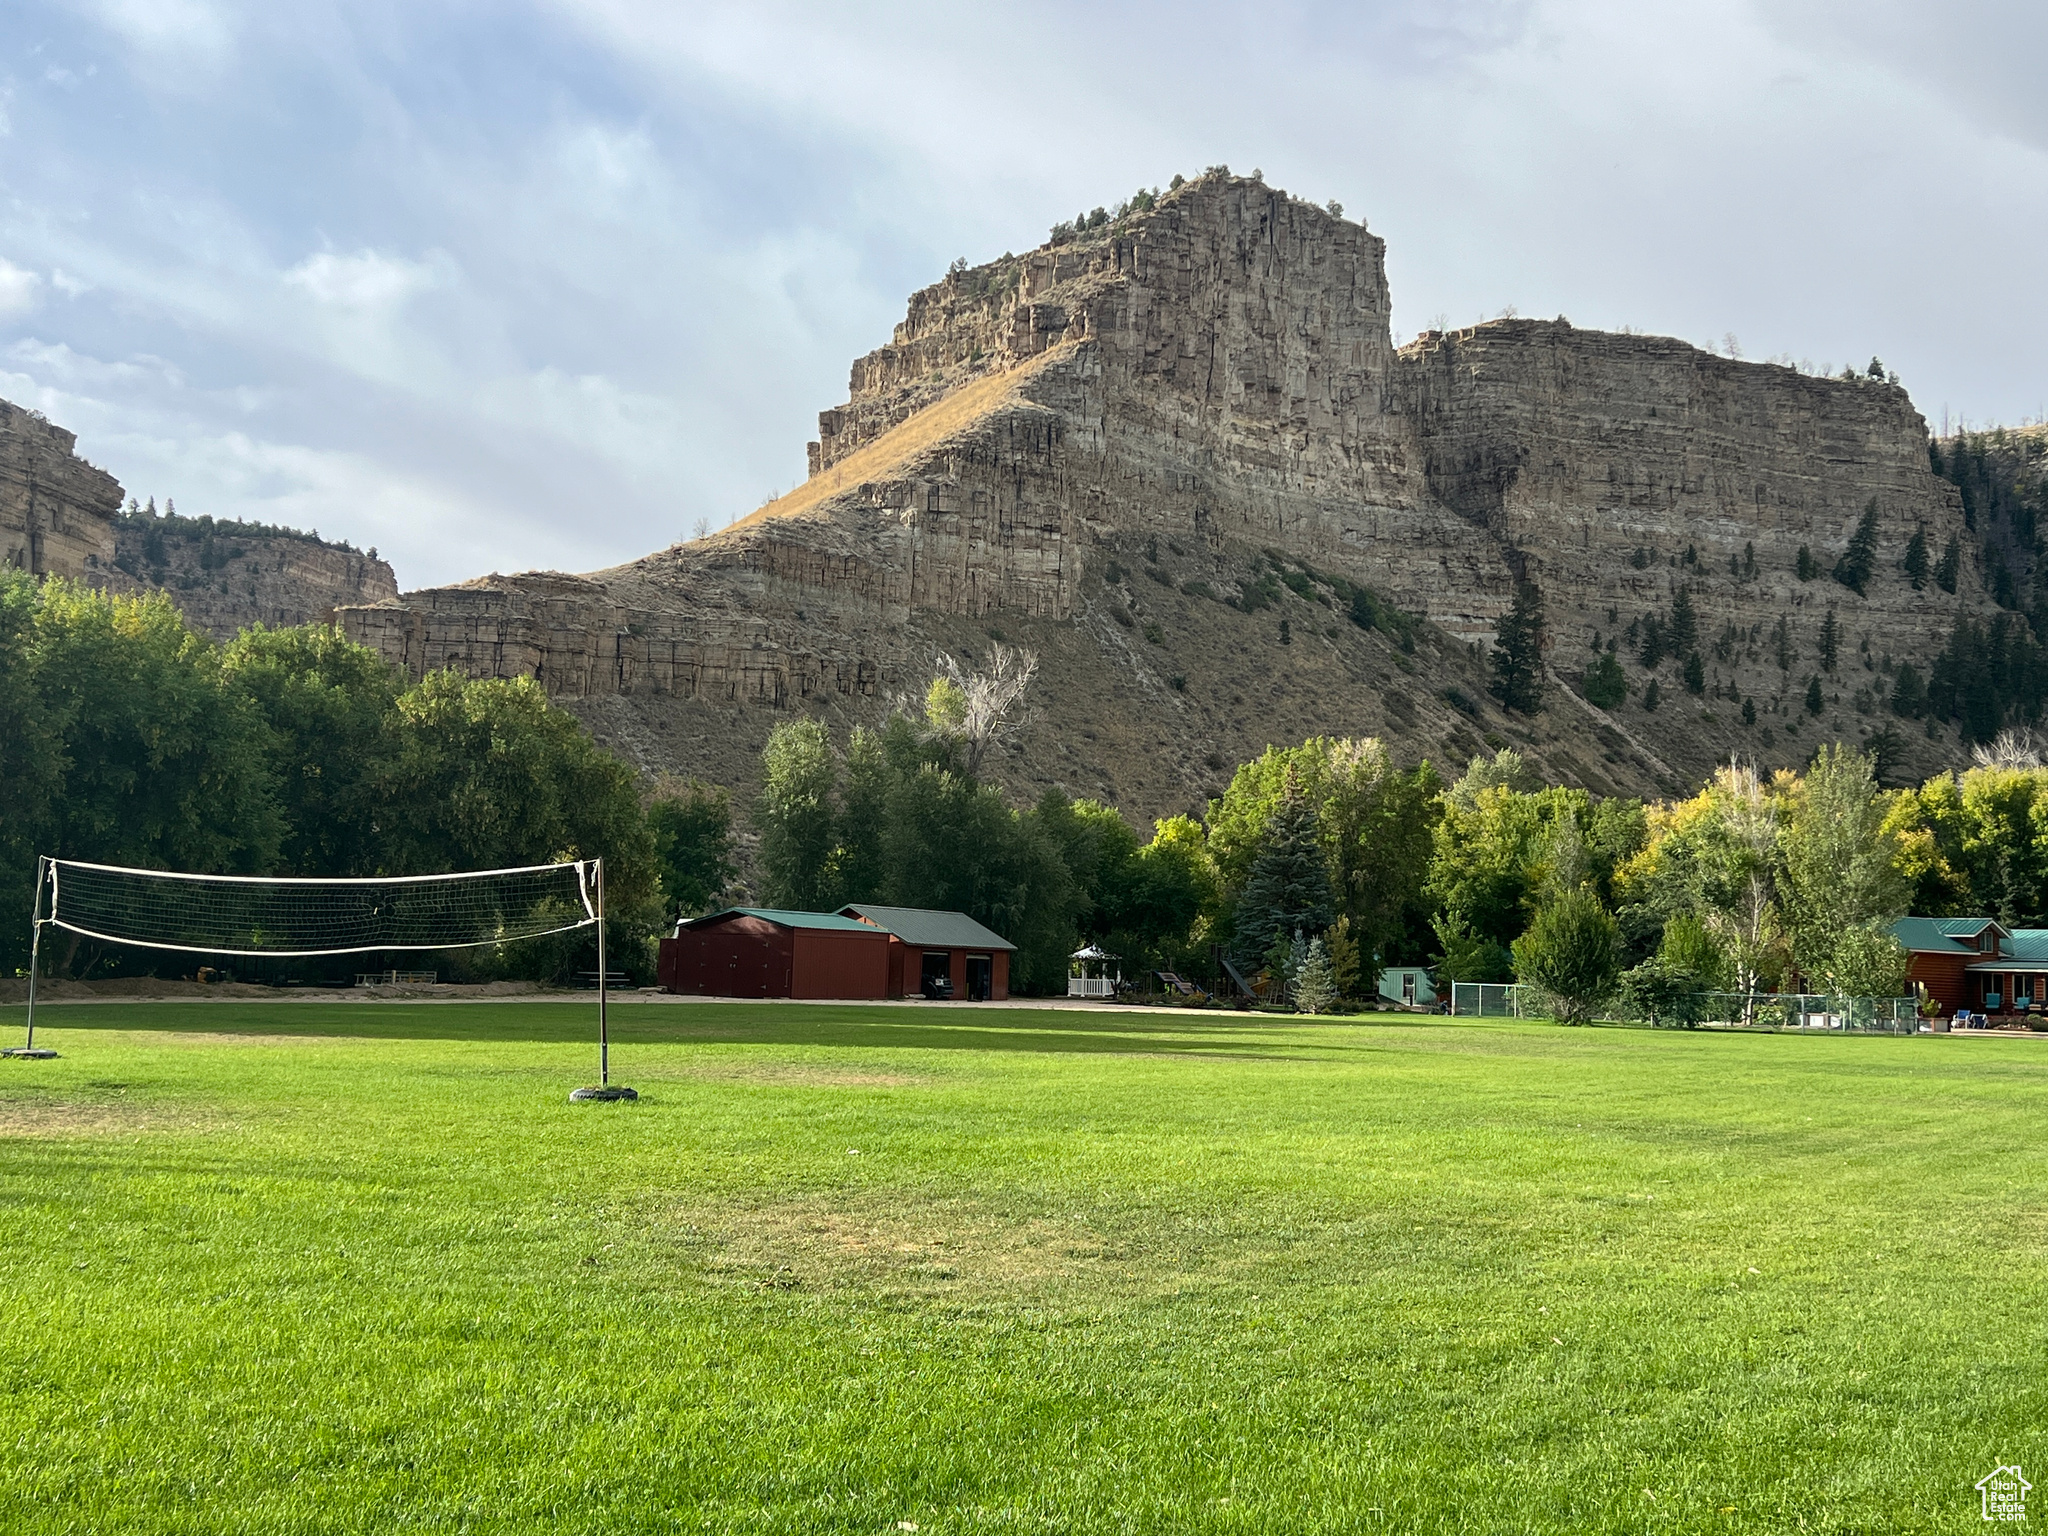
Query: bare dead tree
930,643,1039,776
1972,728,2041,770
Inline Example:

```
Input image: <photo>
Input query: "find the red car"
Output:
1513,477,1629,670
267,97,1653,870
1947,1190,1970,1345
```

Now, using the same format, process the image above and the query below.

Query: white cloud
283,249,448,311
0,259,42,316
8,0,2046,593
77,0,235,72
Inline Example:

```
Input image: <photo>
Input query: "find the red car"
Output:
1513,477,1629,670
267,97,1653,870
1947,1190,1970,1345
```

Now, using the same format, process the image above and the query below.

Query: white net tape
44,859,596,957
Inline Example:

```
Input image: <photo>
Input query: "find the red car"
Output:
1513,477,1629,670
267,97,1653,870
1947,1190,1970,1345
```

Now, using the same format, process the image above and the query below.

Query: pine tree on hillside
1489,581,1548,713
1669,586,1698,656
1934,534,1961,594
1582,649,1626,709
1638,613,1667,669
1903,526,1930,590
1833,502,1880,594
1233,776,1334,965
1819,608,1839,672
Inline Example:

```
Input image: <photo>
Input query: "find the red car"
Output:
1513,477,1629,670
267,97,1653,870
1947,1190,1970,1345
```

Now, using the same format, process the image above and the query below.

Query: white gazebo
1068,943,1121,999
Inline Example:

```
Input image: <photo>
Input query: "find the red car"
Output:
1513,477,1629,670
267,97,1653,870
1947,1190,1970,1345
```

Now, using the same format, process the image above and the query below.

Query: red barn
658,908,890,999
838,904,1015,1000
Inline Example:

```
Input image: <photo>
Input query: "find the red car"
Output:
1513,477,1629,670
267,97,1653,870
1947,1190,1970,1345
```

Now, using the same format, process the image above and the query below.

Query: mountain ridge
338,171,1991,815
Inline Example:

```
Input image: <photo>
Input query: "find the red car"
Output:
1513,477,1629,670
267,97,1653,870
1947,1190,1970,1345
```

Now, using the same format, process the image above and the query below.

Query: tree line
0,574,720,980
753,690,2048,1017
15,568,2048,1009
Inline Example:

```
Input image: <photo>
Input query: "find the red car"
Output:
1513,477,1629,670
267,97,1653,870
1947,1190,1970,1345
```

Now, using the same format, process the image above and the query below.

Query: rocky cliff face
3,393,398,638
0,399,123,579
99,516,398,640
340,173,1988,814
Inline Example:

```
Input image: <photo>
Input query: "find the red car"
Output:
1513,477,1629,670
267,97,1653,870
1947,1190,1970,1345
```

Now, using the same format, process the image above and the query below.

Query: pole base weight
3,1048,59,1060
570,1085,638,1102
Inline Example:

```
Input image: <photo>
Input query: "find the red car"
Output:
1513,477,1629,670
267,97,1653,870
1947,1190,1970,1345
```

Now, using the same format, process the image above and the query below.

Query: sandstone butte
16,170,1984,820
338,173,1986,816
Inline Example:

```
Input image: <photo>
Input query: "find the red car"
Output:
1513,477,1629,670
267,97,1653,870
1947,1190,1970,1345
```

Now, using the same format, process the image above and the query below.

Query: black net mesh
46,860,596,956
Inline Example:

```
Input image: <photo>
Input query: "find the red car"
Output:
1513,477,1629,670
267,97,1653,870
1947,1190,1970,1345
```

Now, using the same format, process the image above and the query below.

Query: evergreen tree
1638,613,1666,669
1903,526,1929,589
1796,546,1819,581
1833,502,1880,594
1773,616,1794,671
1682,651,1706,695
1642,677,1661,712
1743,541,1756,579
1324,917,1362,999
1669,586,1698,655
1819,607,1839,672
1805,675,1825,715
1488,581,1547,713
1888,662,1927,718
1290,935,1337,1015
1742,697,1757,726
1582,650,1626,709
1232,775,1334,964
1934,534,1960,593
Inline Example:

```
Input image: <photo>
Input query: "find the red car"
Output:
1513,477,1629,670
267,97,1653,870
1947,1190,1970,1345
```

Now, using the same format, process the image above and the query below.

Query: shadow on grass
0,1001,1460,1063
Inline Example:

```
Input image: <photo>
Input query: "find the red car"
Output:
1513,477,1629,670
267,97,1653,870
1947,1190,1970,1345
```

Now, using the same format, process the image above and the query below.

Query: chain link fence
1448,982,1921,1032
1448,982,1534,1017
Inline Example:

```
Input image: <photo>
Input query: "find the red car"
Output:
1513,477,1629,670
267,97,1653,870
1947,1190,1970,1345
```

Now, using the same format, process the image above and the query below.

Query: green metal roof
1969,929,2048,969
1889,916,2003,953
839,904,1016,951
685,907,879,933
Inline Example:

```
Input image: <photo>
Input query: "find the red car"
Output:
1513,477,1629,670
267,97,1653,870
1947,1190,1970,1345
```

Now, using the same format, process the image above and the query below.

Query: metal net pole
597,857,609,1088
569,857,634,1101
25,858,46,1050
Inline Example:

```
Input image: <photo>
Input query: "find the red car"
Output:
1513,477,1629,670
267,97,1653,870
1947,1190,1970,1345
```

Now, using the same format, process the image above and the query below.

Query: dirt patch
0,1095,216,1139
671,1193,1133,1296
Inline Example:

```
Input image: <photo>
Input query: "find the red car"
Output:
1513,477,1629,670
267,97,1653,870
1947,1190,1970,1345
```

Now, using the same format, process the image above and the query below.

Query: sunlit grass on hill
724,343,1076,536
2,1001,2042,1533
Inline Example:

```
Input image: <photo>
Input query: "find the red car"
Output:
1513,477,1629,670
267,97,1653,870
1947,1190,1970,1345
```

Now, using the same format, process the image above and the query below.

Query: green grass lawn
1,1001,2043,1533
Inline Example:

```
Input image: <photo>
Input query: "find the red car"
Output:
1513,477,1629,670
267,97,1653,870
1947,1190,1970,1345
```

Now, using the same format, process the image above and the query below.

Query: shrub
1511,888,1622,1025
1616,958,1707,1028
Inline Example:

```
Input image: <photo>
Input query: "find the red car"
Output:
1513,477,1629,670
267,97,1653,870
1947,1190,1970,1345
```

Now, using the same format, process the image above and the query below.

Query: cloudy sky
3,1,2043,589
